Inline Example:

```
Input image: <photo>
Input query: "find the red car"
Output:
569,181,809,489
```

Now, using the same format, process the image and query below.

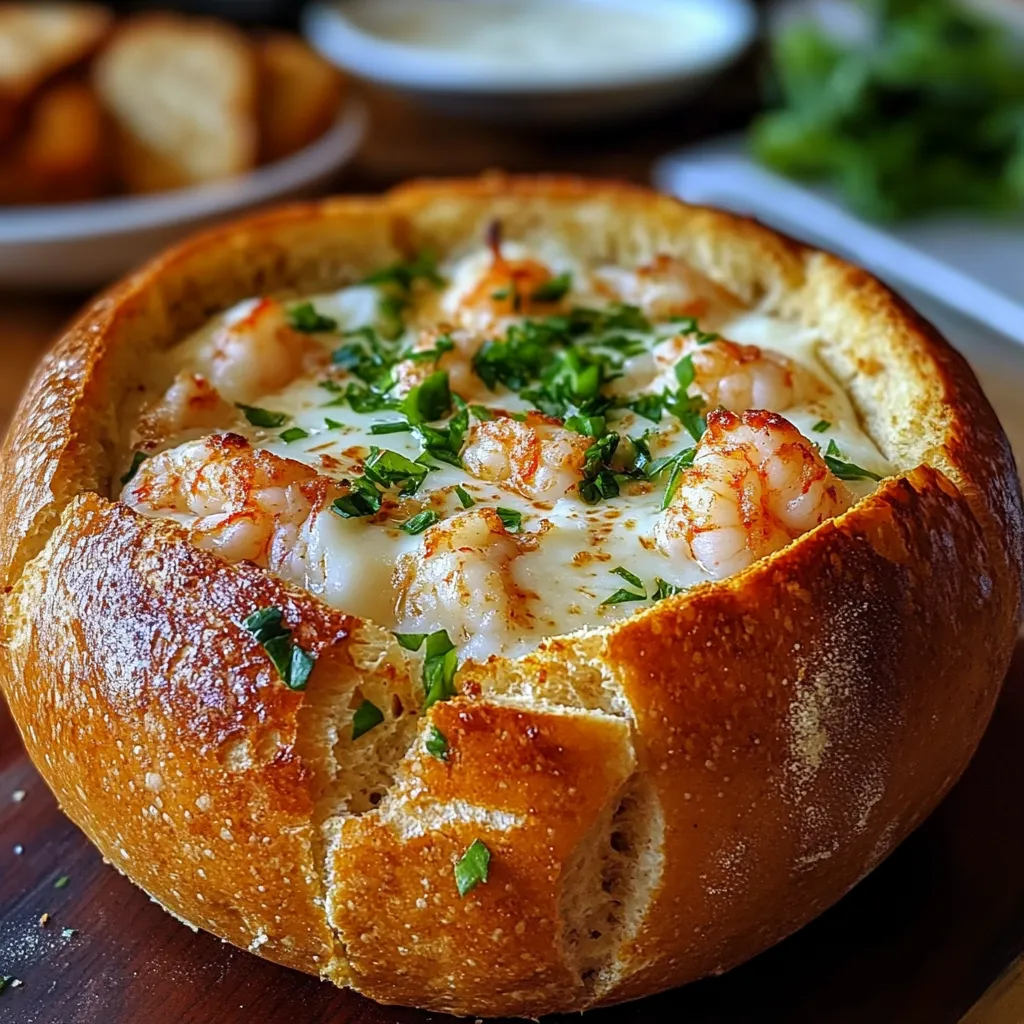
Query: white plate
304,0,757,124
653,143,1024,464
0,101,368,292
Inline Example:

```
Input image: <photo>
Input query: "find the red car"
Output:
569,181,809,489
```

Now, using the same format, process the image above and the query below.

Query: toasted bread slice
93,13,258,194
0,3,112,143
0,79,107,205
256,33,345,164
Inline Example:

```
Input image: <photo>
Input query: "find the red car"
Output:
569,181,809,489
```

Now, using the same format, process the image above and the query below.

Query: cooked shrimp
134,372,236,448
461,414,591,502
395,508,528,656
656,409,853,579
203,298,327,403
652,334,820,413
594,254,742,327
391,325,486,401
122,434,339,574
452,223,569,330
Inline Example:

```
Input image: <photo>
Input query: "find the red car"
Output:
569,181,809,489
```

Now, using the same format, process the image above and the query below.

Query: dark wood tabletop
2,76,1023,1024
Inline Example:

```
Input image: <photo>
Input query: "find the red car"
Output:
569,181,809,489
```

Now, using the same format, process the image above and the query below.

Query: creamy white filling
128,249,892,661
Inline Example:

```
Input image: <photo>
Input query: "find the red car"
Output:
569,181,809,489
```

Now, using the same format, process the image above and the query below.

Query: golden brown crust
0,175,1020,1018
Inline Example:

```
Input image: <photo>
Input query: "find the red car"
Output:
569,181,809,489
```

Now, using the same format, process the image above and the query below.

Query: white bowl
304,0,757,124
0,101,368,292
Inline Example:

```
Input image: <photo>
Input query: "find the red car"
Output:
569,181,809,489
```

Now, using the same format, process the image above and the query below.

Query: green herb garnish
331,479,383,519
812,420,832,433
288,302,338,334
530,272,572,303
364,446,430,495
363,251,445,291
370,420,413,435
602,567,647,606
455,838,491,898
654,578,684,601
53,875,70,890
611,566,644,590
647,447,697,509
352,699,385,740
237,404,289,428
280,427,309,443
823,439,883,482
454,485,475,509
120,451,148,486
425,724,449,761
242,606,316,690
394,629,460,709
401,370,452,424
400,510,440,535
496,507,522,532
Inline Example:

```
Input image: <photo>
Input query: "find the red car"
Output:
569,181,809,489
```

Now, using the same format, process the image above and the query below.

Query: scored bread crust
0,176,1021,1018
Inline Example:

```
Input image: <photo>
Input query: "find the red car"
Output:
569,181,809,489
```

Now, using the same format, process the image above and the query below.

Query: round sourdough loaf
0,176,1021,1017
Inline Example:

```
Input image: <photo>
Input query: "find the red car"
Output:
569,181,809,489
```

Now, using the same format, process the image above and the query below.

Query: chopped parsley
674,355,696,390
530,271,572,303
393,632,426,651
602,567,648,606
364,447,430,495
455,838,491,897
425,724,449,761
670,316,720,346
823,440,883,482
578,432,621,504
628,393,666,423
331,478,383,519
812,420,832,433
454,485,475,509
363,251,446,339
400,510,439,535
242,607,316,690
288,301,338,334
496,507,522,533
394,629,460,709
352,699,384,740
401,370,452,424
564,413,607,438
120,451,148,486
405,334,455,363
237,404,289,428
413,400,468,468
363,251,445,292
279,427,309,443
646,447,697,509
611,566,644,589
369,420,413,435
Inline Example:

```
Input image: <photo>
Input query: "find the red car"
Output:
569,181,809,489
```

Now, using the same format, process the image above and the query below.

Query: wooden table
2,83,1024,1024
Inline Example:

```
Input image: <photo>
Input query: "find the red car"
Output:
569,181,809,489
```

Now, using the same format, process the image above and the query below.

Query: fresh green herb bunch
752,0,1024,220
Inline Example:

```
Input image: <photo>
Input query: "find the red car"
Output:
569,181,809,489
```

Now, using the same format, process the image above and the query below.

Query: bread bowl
0,176,1020,1018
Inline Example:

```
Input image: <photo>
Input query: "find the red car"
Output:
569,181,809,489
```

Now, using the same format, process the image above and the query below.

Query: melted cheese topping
121,244,891,662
